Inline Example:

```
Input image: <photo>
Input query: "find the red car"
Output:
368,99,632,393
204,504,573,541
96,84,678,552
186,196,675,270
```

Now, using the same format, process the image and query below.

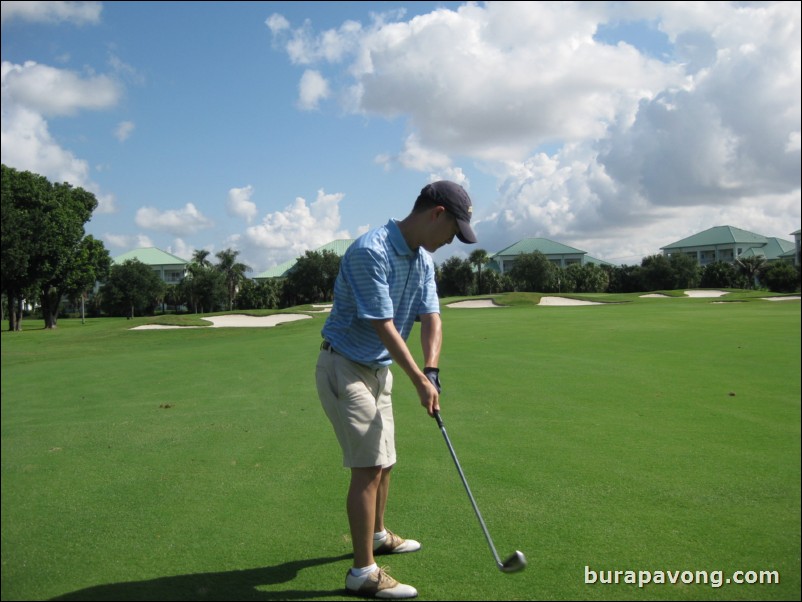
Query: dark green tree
235,278,282,310
282,250,341,307
0,165,46,330
603,264,642,293
700,261,737,289
191,249,212,268
63,235,112,323
668,253,701,289
639,254,675,291
762,262,800,293
437,256,474,297
469,249,490,294
215,248,251,311
1,164,101,330
735,256,767,289
565,263,609,293
508,251,557,293
101,259,166,318
479,269,509,294
37,183,98,328
179,263,227,314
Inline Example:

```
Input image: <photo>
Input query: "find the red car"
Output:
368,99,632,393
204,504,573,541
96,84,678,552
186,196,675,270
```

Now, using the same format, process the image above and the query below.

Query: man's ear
431,205,448,220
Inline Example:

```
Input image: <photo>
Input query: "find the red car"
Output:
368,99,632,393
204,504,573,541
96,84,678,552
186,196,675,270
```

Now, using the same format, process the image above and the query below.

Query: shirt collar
387,219,414,257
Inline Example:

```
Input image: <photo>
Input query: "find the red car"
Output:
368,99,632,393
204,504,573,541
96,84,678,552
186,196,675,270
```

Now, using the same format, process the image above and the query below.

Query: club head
499,550,527,573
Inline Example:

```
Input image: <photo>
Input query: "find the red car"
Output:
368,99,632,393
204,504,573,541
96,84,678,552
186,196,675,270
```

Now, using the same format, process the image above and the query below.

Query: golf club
433,410,527,573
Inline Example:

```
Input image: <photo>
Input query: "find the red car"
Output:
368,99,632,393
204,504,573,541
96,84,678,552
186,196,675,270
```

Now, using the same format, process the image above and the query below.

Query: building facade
660,226,796,266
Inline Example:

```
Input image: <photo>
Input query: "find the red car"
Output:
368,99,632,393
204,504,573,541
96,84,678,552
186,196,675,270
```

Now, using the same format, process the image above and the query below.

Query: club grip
433,410,445,429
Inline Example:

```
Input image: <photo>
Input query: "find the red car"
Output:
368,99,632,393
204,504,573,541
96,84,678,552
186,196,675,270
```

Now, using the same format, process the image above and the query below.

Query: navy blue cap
420,181,477,244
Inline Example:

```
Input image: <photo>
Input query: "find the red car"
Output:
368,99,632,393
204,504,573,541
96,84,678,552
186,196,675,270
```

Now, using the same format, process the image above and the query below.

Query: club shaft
435,414,503,567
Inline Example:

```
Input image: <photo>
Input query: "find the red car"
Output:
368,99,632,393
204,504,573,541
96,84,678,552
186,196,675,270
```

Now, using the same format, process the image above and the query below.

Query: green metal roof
492,238,586,257
661,226,768,250
584,255,614,266
255,257,297,279
112,247,188,266
254,239,355,279
760,237,795,260
317,239,355,256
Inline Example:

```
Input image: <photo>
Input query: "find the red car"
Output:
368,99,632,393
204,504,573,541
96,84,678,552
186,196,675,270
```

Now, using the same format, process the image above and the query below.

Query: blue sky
2,1,800,274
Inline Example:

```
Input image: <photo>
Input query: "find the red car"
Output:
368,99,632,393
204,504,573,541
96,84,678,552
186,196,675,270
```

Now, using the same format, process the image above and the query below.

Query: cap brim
456,218,477,244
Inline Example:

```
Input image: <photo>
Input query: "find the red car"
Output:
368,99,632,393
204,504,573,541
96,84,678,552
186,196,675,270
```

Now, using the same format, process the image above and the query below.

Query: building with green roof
787,229,801,266
253,239,355,280
112,247,189,285
660,226,796,266
488,238,611,273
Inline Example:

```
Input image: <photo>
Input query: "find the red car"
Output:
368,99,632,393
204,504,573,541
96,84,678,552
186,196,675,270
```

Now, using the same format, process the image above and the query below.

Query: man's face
422,208,460,253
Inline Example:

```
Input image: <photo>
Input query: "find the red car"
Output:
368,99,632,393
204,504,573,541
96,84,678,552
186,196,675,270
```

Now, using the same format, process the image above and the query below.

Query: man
316,180,477,599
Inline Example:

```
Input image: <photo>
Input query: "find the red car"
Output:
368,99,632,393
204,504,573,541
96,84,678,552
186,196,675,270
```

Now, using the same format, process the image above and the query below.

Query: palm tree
469,249,489,294
735,255,766,289
191,249,212,268
215,248,251,310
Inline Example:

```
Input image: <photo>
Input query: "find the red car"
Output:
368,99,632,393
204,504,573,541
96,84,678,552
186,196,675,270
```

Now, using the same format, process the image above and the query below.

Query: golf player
316,181,477,599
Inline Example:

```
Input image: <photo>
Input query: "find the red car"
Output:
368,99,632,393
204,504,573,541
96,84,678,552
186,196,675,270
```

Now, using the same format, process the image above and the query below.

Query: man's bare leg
348,466,382,568
374,465,393,533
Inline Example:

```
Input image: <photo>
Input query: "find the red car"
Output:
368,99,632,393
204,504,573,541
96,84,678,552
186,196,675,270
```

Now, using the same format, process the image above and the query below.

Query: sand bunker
684,290,728,297
447,299,504,308
131,314,311,330
538,297,603,306
640,290,728,298
449,297,607,307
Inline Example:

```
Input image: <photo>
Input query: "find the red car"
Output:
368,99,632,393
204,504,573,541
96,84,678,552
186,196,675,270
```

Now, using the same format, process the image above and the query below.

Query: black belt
321,340,334,352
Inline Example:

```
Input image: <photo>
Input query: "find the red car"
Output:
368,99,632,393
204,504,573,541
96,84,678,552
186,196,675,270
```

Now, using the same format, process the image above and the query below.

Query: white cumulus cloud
226,185,258,223
135,203,214,236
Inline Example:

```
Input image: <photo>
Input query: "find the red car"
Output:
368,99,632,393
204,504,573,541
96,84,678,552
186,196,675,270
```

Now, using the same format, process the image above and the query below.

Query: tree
508,251,557,292
282,250,341,306
235,278,282,310
437,256,474,297
565,263,609,293
604,264,642,293
735,256,767,289
640,254,675,291
215,248,251,311
192,249,212,268
469,249,490,294
63,235,112,324
668,253,701,289
700,261,737,289
37,183,99,328
101,259,166,318
762,261,800,293
0,166,46,330
1,164,100,330
479,269,509,294
179,263,227,314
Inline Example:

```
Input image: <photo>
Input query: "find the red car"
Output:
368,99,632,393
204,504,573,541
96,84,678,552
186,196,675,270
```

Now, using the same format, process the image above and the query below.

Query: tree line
437,248,800,297
3,164,799,331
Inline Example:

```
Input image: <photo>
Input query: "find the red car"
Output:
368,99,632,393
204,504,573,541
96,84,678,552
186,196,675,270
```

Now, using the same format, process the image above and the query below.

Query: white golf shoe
345,566,418,599
373,530,421,555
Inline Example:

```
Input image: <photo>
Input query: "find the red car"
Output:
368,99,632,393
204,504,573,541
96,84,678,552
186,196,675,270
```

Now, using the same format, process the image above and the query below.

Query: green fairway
2,294,800,601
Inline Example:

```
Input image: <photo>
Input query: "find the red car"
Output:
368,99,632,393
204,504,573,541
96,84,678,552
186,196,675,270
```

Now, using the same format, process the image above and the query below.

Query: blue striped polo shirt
321,219,440,367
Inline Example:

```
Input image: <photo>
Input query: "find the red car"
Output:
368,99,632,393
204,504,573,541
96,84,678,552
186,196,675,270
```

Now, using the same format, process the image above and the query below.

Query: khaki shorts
316,346,396,469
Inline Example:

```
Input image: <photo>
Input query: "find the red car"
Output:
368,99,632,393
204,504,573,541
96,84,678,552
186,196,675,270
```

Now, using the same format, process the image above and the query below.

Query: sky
1,1,800,274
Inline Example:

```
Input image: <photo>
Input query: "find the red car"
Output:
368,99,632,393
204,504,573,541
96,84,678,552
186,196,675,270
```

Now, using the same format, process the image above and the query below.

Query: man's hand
424,367,441,393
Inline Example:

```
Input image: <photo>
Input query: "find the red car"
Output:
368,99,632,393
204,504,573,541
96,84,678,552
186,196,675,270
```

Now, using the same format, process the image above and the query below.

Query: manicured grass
2,294,800,600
